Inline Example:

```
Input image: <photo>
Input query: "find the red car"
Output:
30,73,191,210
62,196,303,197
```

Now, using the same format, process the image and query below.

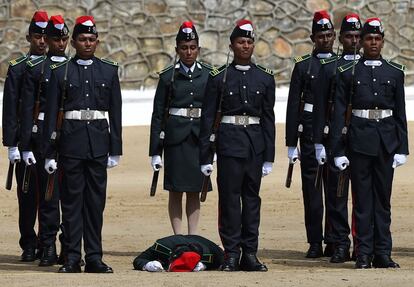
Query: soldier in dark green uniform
149,22,212,235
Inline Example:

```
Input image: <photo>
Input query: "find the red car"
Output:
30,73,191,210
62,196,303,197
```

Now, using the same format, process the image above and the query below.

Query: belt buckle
81,110,93,120
369,110,381,120
235,115,249,125
188,108,200,118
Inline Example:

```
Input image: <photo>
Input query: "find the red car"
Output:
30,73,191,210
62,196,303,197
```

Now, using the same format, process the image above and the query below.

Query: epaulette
50,59,70,70
158,64,173,75
320,55,339,65
100,58,119,66
199,61,213,70
26,55,46,68
256,64,275,75
338,60,358,73
293,54,311,63
209,64,226,77
8,55,28,66
386,60,405,72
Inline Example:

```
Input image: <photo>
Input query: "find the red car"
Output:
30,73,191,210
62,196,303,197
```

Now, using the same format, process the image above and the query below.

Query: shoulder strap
9,55,28,66
100,58,119,66
386,60,405,72
256,64,275,75
293,53,311,64
210,64,226,77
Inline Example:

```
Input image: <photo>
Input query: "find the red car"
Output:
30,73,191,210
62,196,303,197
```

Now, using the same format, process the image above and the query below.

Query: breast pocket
249,87,265,108
222,90,241,110
95,80,111,108
380,78,396,97
65,81,80,105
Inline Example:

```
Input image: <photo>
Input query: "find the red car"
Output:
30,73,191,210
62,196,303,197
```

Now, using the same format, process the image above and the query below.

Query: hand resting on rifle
44,158,57,174
151,155,163,171
262,162,273,177
334,156,349,171
107,155,120,169
314,144,326,165
200,164,213,176
22,151,36,166
392,154,407,169
8,146,21,163
287,146,300,164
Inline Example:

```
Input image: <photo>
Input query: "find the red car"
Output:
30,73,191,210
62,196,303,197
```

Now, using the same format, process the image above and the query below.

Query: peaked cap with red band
168,251,201,272
362,17,384,37
176,21,198,42
46,15,69,37
340,13,362,33
72,15,98,39
29,11,49,35
230,19,255,42
312,10,334,34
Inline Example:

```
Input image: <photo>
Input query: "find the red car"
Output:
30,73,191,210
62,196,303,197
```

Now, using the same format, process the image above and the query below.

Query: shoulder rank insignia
210,64,226,77
158,64,173,75
338,60,358,73
26,55,46,68
256,64,275,75
8,55,28,66
199,61,213,70
320,55,338,65
293,53,311,63
50,58,70,70
386,60,405,72
100,58,119,66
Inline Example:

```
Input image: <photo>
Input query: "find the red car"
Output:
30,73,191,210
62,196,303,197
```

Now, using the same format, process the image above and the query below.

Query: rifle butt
150,170,159,197
5,162,14,190
285,163,294,188
200,176,209,202
45,173,55,201
336,169,348,198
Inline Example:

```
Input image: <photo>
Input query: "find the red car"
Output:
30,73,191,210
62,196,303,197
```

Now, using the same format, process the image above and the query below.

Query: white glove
213,153,217,162
193,261,206,272
201,164,213,176
143,260,164,272
288,146,300,164
107,155,120,168
392,154,407,168
262,162,273,177
22,151,36,166
151,155,163,171
44,158,57,174
314,144,326,165
334,156,349,171
8,146,21,163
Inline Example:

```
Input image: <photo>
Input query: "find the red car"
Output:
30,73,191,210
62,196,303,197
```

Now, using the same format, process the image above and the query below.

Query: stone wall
1,0,414,88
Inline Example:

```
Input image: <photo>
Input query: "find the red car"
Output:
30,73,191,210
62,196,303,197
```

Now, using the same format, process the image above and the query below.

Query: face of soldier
311,30,335,53
361,33,384,59
71,33,99,59
176,40,200,67
230,37,254,64
47,36,69,56
339,31,361,54
26,33,47,55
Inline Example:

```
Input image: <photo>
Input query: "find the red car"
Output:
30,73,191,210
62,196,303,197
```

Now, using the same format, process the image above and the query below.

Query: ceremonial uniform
133,235,224,270
149,60,212,192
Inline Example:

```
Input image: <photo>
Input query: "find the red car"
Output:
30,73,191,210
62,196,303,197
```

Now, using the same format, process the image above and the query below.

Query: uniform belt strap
221,115,260,125
169,107,202,118
303,103,313,112
64,110,107,120
352,109,393,120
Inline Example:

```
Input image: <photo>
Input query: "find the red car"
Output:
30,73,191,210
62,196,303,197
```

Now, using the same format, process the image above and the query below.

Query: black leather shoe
39,244,58,266
84,260,113,273
355,255,372,269
58,262,81,273
324,243,335,257
219,256,240,271
240,253,268,272
306,243,323,258
330,247,351,263
372,255,400,268
20,248,36,262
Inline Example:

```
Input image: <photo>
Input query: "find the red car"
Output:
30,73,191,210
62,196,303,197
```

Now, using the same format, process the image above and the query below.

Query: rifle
285,48,313,188
150,54,178,197
315,46,340,192
45,54,70,201
5,162,14,190
336,44,358,197
200,51,231,202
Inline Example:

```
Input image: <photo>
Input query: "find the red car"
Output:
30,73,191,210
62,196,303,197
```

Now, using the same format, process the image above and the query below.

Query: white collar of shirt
343,54,361,61
29,55,43,60
235,64,251,71
316,53,332,59
180,61,196,73
76,59,93,66
50,56,67,62
364,60,382,66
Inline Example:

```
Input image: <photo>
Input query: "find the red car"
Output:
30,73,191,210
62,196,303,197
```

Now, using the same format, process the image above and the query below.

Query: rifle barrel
5,162,14,190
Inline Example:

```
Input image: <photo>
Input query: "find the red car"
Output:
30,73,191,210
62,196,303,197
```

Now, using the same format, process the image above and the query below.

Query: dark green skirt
164,134,211,192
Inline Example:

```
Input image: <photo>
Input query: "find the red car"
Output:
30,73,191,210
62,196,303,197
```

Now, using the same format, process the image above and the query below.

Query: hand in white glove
22,151,36,166
262,162,273,177
193,261,206,272
314,144,326,165
143,260,164,272
151,155,163,171
107,155,120,168
8,146,21,163
288,146,300,164
44,158,57,174
392,154,407,168
213,153,217,162
201,164,213,176
334,156,349,171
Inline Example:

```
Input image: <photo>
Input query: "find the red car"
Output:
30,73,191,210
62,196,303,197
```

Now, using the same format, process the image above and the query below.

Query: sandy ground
0,124,414,287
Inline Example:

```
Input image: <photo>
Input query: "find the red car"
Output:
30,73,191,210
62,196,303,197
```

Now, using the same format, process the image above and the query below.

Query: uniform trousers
60,155,107,263
349,147,394,256
216,149,263,256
